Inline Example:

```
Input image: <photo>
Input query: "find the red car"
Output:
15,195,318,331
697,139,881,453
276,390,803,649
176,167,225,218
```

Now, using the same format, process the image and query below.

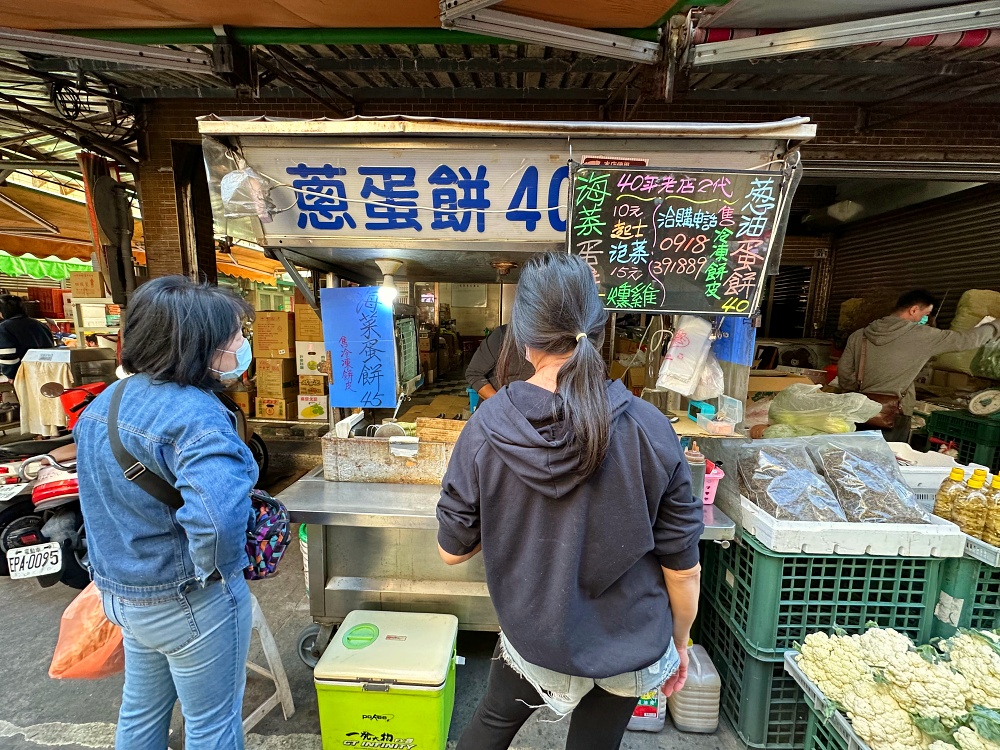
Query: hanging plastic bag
768,383,881,434
690,353,725,402
49,582,124,680
656,316,713,396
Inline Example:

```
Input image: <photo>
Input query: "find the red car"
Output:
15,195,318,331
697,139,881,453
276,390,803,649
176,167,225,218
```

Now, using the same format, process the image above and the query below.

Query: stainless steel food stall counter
280,466,736,665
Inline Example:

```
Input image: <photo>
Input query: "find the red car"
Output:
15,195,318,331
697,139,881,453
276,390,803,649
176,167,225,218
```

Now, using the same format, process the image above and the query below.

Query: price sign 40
659,233,708,254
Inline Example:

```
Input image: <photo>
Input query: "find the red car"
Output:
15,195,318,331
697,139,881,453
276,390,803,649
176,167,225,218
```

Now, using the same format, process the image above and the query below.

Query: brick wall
140,97,1000,277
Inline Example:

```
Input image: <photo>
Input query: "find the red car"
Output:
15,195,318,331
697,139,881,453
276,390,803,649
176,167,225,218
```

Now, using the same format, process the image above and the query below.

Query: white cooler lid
315,610,459,687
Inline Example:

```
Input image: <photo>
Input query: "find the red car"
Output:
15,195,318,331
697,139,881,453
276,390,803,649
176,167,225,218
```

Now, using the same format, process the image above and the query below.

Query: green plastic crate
703,532,943,656
700,602,810,750
802,702,868,750
928,410,1000,472
931,555,1000,638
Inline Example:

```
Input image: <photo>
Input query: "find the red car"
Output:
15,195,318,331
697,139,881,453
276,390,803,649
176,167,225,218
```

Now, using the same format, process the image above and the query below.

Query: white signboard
242,145,571,245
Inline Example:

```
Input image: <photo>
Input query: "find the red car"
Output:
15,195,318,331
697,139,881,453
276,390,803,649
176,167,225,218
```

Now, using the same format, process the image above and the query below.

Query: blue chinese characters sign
321,287,397,409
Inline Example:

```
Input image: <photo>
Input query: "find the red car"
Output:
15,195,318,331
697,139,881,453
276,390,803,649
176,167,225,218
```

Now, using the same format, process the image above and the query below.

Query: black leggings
457,643,641,750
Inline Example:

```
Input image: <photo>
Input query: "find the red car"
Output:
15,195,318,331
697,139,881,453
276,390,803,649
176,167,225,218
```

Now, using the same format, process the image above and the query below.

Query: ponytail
557,332,611,477
504,253,611,477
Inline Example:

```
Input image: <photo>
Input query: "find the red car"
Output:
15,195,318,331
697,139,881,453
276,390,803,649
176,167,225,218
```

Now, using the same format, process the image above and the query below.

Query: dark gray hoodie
437,379,703,679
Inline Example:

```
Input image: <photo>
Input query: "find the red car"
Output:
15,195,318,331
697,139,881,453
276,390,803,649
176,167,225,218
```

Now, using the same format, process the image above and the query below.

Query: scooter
0,382,104,589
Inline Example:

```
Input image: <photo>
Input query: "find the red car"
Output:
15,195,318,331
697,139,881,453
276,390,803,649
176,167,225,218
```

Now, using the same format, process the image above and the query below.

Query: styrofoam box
784,653,871,750
890,443,989,510
739,495,965,557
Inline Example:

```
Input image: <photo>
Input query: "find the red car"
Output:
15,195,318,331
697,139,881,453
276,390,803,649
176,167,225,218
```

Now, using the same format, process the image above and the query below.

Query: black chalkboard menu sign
567,165,786,316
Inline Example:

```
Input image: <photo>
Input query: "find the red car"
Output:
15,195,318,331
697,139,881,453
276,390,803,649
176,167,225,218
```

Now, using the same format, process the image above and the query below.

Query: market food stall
197,114,816,666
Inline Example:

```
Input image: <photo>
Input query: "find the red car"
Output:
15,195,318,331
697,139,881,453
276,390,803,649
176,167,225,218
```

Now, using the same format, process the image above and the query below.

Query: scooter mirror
40,382,66,399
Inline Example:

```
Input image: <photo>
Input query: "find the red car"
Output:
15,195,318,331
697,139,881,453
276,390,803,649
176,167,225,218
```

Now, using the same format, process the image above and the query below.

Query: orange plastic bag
49,582,124,679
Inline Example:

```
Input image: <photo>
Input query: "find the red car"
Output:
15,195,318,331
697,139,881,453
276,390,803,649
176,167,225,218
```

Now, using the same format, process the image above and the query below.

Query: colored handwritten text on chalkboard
568,166,784,316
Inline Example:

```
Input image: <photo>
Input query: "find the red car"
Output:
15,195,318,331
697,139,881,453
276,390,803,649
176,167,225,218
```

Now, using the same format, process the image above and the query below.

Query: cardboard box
616,337,639,356
295,304,324,342
746,373,816,404
255,396,295,420
105,304,121,327
69,271,105,299
253,311,295,358
78,303,107,328
610,361,628,382
297,395,329,421
228,389,255,416
296,341,327,376
626,367,646,389
299,375,327,395
255,358,296,397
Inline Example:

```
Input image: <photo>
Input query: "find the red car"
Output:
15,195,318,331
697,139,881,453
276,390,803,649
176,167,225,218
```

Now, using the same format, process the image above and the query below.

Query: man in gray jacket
839,289,1000,441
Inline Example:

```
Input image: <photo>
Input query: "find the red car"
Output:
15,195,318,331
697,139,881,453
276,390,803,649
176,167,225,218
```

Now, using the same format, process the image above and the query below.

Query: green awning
0,251,91,281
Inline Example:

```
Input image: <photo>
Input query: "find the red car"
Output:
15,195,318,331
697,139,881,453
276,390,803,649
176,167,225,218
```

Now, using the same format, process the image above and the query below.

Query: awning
132,244,285,285
0,250,92,280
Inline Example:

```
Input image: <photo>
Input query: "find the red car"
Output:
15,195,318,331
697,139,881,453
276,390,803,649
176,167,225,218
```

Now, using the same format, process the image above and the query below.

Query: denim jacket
75,375,257,601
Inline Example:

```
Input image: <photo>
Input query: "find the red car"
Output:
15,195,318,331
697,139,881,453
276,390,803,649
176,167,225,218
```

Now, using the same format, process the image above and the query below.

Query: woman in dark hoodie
436,252,703,750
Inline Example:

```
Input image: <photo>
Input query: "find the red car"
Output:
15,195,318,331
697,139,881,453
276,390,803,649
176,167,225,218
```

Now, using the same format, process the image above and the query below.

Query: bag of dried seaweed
809,434,928,524
738,439,847,522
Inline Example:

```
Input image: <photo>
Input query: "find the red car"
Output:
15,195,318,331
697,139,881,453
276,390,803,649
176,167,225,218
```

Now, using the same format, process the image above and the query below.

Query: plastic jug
667,644,721,734
627,686,667,732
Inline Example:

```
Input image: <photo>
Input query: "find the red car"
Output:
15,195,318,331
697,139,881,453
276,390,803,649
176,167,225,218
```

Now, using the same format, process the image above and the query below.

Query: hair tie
575,333,587,343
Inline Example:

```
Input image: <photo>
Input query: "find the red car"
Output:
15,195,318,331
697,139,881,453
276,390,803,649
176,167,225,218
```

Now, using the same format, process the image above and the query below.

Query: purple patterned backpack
244,489,291,580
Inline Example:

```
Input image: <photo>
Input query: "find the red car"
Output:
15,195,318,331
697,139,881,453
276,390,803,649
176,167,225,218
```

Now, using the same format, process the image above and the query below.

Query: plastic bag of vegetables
769,383,882,434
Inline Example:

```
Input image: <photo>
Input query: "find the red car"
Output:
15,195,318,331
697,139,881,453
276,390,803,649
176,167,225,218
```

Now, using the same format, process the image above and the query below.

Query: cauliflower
840,676,929,750
798,631,872,703
954,726,1000,750
939,631,1000,708
880,650,972,722
854,628,915,668
929,743,955,750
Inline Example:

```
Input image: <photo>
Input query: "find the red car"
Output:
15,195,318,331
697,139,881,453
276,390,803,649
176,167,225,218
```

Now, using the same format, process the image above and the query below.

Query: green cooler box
314,610,459,750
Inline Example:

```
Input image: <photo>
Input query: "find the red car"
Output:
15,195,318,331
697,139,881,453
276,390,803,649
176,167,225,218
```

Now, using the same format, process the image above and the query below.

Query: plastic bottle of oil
981,476,1000,547
953,476,990,539
933,467,967,521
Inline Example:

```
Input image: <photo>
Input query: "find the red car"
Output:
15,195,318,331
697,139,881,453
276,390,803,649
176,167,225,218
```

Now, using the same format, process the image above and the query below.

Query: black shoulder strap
108,379,185,511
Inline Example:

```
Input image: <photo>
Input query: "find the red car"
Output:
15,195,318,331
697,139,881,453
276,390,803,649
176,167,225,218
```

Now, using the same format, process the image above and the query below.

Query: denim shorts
499,632,679,717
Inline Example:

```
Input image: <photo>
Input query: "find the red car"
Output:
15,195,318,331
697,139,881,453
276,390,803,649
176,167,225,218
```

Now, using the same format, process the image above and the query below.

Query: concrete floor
0,466,740,750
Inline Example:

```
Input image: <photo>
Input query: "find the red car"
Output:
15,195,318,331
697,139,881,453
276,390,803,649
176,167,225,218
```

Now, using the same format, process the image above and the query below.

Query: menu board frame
566,163,788,317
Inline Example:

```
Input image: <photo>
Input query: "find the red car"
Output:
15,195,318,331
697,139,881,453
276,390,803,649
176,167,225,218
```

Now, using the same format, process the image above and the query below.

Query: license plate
7,542,61,579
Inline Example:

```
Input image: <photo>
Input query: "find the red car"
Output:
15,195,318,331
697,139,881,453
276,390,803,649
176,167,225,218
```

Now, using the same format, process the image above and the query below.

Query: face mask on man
211,337,252,381
918,315,929,326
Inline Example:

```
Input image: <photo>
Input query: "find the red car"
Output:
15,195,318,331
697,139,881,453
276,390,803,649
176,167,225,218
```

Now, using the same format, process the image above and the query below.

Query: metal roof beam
685,87,1000,102
0,159,81,170
119,85,610,100
443,10,661,64
0,26,214,74
255,57,346,116
307,56,632,74
692,1,1000,66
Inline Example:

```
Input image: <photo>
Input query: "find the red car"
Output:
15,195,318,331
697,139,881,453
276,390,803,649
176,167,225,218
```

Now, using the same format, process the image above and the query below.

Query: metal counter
280,467,735,638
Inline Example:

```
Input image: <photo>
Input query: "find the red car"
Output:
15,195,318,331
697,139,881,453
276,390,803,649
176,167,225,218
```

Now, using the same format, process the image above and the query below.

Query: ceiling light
375,259,403,305
444,9,660,64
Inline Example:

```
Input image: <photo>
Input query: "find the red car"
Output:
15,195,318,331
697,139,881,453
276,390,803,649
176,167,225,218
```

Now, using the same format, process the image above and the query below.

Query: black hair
895,289,938,312
0,295,26,319
498,253,610,477
120,276,253,390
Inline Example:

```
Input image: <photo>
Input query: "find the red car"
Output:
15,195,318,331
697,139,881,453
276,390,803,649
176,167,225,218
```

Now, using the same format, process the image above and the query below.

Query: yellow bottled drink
953,476,990,539
933,467,967,521
983,476,1000,547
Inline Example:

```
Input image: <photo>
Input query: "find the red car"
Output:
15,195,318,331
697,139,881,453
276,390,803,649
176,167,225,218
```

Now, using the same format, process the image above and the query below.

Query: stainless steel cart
280,466,736,665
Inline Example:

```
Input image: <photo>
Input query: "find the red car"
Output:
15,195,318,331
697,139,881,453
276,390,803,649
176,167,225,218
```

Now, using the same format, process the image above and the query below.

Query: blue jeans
100,572,252,750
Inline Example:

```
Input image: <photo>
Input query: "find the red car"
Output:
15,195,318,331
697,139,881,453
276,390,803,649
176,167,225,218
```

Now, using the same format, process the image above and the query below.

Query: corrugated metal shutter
0,276,66,295
827,184,1000,334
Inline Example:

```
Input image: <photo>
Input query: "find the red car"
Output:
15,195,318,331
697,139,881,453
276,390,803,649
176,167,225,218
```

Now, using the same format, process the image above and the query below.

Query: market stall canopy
0,249,91,280
132,244,284,285
0,184,144,263
3,0,680,31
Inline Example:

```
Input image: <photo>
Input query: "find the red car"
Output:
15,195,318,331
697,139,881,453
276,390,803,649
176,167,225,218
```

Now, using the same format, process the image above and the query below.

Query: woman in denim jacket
75,276,257,750
437,254,703,750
